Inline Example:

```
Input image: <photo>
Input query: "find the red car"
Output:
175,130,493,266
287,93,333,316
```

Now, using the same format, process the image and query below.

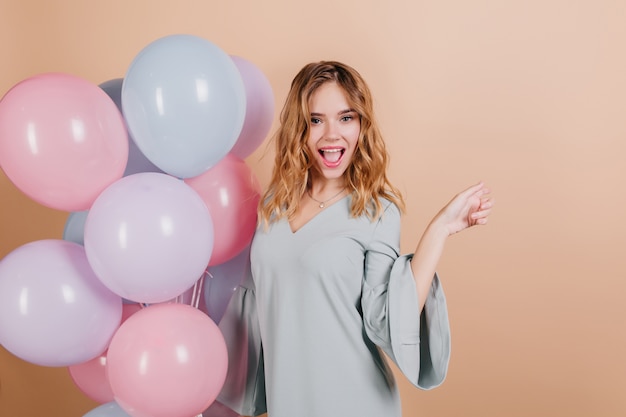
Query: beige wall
1,0,625,416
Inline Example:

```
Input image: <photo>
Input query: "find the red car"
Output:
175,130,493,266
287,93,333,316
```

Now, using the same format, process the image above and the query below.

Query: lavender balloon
0,239,122,367
84,172,214,304
229,55,275,159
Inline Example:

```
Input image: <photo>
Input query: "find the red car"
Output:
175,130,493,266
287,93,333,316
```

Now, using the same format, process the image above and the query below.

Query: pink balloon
107,304,228,417
0,240,123,367
0,73,129,211
68,304,142,403
69,353,111,403
84,172,214,304
229,56,275,159
185,154,260,266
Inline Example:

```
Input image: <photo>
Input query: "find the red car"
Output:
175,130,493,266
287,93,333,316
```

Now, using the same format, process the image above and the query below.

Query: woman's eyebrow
310,109,356,117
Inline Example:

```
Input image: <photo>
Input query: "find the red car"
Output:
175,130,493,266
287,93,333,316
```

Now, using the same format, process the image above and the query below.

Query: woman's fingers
471,207,492,220
470,197,494,225
460,181,485,198
479,197,493,209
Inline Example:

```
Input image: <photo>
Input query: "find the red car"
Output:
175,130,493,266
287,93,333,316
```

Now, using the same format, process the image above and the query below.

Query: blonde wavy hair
259,61,405,226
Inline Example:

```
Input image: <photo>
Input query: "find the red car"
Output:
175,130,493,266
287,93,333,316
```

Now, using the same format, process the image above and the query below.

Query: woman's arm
410,182,493,311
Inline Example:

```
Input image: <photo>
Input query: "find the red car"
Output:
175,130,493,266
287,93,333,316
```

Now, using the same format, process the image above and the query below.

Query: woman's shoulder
375,195,402,216
354,195,402,226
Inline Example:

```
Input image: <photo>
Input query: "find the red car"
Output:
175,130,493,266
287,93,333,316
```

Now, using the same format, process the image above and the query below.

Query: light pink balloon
107,303,228,417
84,172,214,304
185,154,260,266
0,240,123,367
69,352,111,403
0,73,128,211
68,304,142,403
229,55,275,159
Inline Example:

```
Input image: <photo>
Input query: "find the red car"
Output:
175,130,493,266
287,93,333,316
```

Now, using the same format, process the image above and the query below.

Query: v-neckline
288,195,349,234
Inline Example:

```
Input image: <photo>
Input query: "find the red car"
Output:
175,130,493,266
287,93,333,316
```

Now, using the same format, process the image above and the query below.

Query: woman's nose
324,121,340,139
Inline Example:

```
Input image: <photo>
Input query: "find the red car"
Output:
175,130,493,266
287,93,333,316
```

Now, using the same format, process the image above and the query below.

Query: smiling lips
319,147,345,168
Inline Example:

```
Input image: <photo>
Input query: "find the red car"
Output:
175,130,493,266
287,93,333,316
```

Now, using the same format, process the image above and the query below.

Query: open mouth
319,148,345,167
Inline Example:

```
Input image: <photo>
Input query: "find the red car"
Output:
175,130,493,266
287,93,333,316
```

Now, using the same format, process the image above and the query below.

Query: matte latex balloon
185,154,260,266
0,73,128,211
70,352,111,403
84,172,214,304
0,240,123,367
69,304,142,404
107,304,228,417
63,210,89,245
203,400,238,417
122,34,246,178
229,55,275,159
98,78,163,176
204,244,251,323
83,401,132,417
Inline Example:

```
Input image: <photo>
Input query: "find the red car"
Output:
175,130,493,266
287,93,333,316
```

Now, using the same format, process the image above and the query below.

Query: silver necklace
307,187,346,208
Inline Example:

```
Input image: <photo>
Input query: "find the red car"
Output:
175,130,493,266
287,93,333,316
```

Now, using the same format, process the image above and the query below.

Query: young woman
217,61,493,417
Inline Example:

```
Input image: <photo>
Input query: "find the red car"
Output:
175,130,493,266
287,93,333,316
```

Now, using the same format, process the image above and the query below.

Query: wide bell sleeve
216,263,267,416
361,201,451,390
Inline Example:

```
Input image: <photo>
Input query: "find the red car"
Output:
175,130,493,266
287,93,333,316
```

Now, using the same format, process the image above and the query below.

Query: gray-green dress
217,197,451,417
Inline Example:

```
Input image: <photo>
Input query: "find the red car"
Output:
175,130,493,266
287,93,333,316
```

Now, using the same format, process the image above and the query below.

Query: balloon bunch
0,34,273,417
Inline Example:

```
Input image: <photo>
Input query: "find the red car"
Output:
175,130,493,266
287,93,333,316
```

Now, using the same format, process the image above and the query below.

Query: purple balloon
0,239,122,367
84,172,214,304
204,244,250,323
228,56,275,159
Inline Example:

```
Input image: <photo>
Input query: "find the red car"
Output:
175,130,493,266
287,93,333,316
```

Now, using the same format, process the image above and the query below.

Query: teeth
321,149,342,163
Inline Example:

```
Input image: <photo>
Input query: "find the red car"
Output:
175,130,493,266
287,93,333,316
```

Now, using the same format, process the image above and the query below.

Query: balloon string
191,270,210,309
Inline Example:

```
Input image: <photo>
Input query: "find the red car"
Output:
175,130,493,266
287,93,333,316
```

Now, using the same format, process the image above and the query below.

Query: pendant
319,203,325,208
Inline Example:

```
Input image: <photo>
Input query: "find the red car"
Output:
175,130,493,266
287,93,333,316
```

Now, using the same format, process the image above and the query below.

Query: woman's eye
311,117,321,124
341,115,353,122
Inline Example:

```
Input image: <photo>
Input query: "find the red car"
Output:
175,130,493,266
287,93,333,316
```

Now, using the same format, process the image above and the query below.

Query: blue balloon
99,78,163,176
83,402,131,417
122,35,246,179
63,210,89,245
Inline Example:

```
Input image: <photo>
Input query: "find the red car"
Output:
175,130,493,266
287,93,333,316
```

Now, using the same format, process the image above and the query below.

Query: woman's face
306,81,361,182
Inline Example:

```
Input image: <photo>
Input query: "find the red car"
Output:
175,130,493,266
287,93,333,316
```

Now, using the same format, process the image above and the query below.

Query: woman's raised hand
435,182,494,236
